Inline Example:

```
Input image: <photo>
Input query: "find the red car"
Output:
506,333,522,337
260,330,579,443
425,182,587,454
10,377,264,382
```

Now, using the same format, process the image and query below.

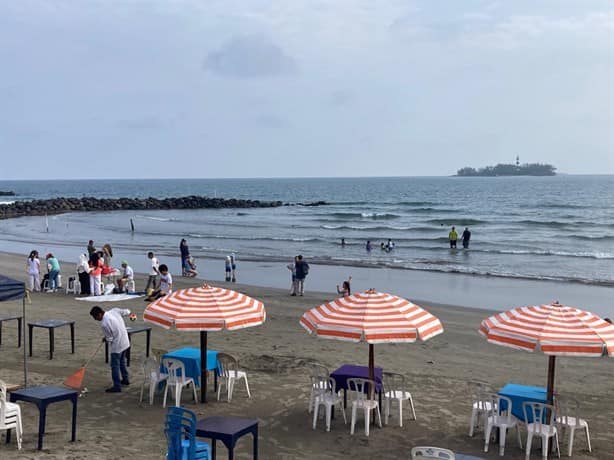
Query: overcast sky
1,0,612,179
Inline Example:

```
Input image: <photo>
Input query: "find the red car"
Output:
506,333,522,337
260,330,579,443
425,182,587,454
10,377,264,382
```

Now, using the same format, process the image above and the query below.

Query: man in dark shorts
449,226,458,248
462,227,471,249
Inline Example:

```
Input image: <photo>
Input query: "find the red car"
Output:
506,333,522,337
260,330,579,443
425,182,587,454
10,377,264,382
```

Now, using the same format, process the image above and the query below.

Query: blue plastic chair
165,407,210,460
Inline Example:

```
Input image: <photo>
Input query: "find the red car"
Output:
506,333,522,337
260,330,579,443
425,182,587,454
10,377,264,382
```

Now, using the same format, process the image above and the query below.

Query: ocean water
0,176,613,286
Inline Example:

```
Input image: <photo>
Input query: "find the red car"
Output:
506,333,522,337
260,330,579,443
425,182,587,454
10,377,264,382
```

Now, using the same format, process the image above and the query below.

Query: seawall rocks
0,195,283,219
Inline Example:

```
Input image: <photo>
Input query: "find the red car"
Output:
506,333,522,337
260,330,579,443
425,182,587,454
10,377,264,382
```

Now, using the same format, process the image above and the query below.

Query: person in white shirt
90,306,131,392
145,264,172,301
145,251,160,293
26,250,41,292
117,261,134,293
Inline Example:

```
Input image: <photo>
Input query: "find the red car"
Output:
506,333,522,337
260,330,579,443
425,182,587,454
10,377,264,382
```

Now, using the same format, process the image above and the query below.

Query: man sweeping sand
89,306,131,393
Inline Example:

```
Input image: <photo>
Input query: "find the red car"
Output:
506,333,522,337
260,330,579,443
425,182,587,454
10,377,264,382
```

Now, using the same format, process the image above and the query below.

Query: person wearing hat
117,260,134,293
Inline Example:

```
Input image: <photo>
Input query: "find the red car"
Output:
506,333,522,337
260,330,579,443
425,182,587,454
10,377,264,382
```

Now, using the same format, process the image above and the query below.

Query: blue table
330,364,384,420
9,385,78,450
162,347,219,388
196,416,258,460
499,383,547,422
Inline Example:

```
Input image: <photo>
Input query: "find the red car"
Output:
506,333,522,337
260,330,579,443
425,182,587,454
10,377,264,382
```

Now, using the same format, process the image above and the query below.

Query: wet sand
0,252,612,459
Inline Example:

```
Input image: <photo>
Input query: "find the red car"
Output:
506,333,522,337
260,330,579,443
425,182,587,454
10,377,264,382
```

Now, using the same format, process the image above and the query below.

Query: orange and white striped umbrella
479,302,614,357
143,284,265,332
479,301,614,405
300,289,443,343
143,284,265,403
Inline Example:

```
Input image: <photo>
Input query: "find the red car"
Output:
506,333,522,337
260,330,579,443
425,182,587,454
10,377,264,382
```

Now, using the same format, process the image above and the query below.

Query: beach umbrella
143,284,265,403
479,301,614,405
300,289,444,382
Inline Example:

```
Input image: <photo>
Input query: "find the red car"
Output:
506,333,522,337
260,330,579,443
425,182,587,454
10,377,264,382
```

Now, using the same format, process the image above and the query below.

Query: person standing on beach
287,257,298,295
179,239,190,276
230,253,237,282
26,250,41,292
145,252,160,293
295,255,309,296
449,226,458,249
77,254,91,295
337,276,352,297
87,240,96,256
224,256,232,282
46,253,61,292
89,306,131,393
89,252,103,296
462,227,471,249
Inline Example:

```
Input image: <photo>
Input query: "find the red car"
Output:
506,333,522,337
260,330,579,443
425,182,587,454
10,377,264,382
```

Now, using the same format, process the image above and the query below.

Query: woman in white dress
26,250,41,291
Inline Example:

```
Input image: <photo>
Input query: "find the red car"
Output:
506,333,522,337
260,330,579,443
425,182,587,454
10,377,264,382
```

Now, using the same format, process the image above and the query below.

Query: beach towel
76,293,143,302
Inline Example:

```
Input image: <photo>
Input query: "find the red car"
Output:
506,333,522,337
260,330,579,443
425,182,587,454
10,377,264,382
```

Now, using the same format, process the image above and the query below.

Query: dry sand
0,252,612,459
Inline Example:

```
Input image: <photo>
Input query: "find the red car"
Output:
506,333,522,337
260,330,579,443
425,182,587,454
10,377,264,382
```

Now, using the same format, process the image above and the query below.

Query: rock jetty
0,195,283,220
0,191,16,196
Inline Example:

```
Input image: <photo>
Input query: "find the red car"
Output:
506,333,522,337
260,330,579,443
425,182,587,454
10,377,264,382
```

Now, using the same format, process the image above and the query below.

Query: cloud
204,34,297,78
329,90,355,107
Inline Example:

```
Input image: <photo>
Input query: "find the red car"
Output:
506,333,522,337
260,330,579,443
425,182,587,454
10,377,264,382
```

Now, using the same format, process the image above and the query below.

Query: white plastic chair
555,395,591,457
523,401,560,460
312,376,346,431
162,358,198,408
139,357,168,405
308,363,330,413
468,380,494,437
411,446,455,459
0,380,22,450
383,372,416,427
484,394,523,456
347,378,382,436
216,353,251,402
65,275,80,295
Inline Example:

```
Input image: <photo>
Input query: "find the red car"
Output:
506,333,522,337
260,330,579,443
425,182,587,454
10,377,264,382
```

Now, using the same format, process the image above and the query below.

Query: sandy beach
0,251,612,459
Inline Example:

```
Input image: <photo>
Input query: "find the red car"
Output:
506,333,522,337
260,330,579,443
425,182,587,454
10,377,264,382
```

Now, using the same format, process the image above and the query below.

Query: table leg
38,404,47,450
146,330,150,358
17,318,22,348
127,345,132,367
70,323,75,354
49,328,54,360
253,426,259,460
29,325,33,357
105,340,109,363
214,371,218,392
212,440,216,459
0,320,3,346
71,396,78,442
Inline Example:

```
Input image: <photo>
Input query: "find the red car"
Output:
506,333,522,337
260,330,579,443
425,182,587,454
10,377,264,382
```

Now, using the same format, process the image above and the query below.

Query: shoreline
2,248,613,317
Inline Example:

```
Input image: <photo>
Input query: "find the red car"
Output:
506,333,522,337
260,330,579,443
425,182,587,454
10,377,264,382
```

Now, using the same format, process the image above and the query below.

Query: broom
64,340,105,390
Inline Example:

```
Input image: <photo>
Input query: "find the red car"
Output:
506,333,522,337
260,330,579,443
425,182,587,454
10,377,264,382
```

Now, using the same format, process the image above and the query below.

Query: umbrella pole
23,295,27,387
368,344,374,382
546,355,556,455
200,331,208,403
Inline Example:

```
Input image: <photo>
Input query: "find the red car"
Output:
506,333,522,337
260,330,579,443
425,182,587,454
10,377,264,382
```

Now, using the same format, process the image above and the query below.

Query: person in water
462,227,471,249
366,240,372,252
449,226,458,248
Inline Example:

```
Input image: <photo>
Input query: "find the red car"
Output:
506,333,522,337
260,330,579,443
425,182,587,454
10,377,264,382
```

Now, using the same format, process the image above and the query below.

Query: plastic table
498,383,547,422
104,324,151,367
0,314,22,347
331,364,383,407
9,385,78,450
196,416,258,460
28,319,75,360
162,347,219,389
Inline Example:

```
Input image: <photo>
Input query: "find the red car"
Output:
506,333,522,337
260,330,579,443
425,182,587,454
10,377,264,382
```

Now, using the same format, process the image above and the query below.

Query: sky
0,0,612,179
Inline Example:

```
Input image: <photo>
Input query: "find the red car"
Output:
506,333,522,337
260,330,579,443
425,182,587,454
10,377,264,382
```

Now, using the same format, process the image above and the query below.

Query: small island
456,157,556,177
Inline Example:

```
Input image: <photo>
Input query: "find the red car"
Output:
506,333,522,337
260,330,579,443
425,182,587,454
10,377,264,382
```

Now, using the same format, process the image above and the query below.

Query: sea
0,176,613,287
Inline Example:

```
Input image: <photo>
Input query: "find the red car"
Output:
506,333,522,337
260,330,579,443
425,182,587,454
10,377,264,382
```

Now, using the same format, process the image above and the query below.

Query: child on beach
337,276,352,297
145,264,172,301
145,252,160,294
225,256,232,282
26,250,41,292
184,256,198,278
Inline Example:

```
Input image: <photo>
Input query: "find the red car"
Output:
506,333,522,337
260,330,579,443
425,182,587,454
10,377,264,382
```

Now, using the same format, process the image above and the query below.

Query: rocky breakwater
0,195,283,219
